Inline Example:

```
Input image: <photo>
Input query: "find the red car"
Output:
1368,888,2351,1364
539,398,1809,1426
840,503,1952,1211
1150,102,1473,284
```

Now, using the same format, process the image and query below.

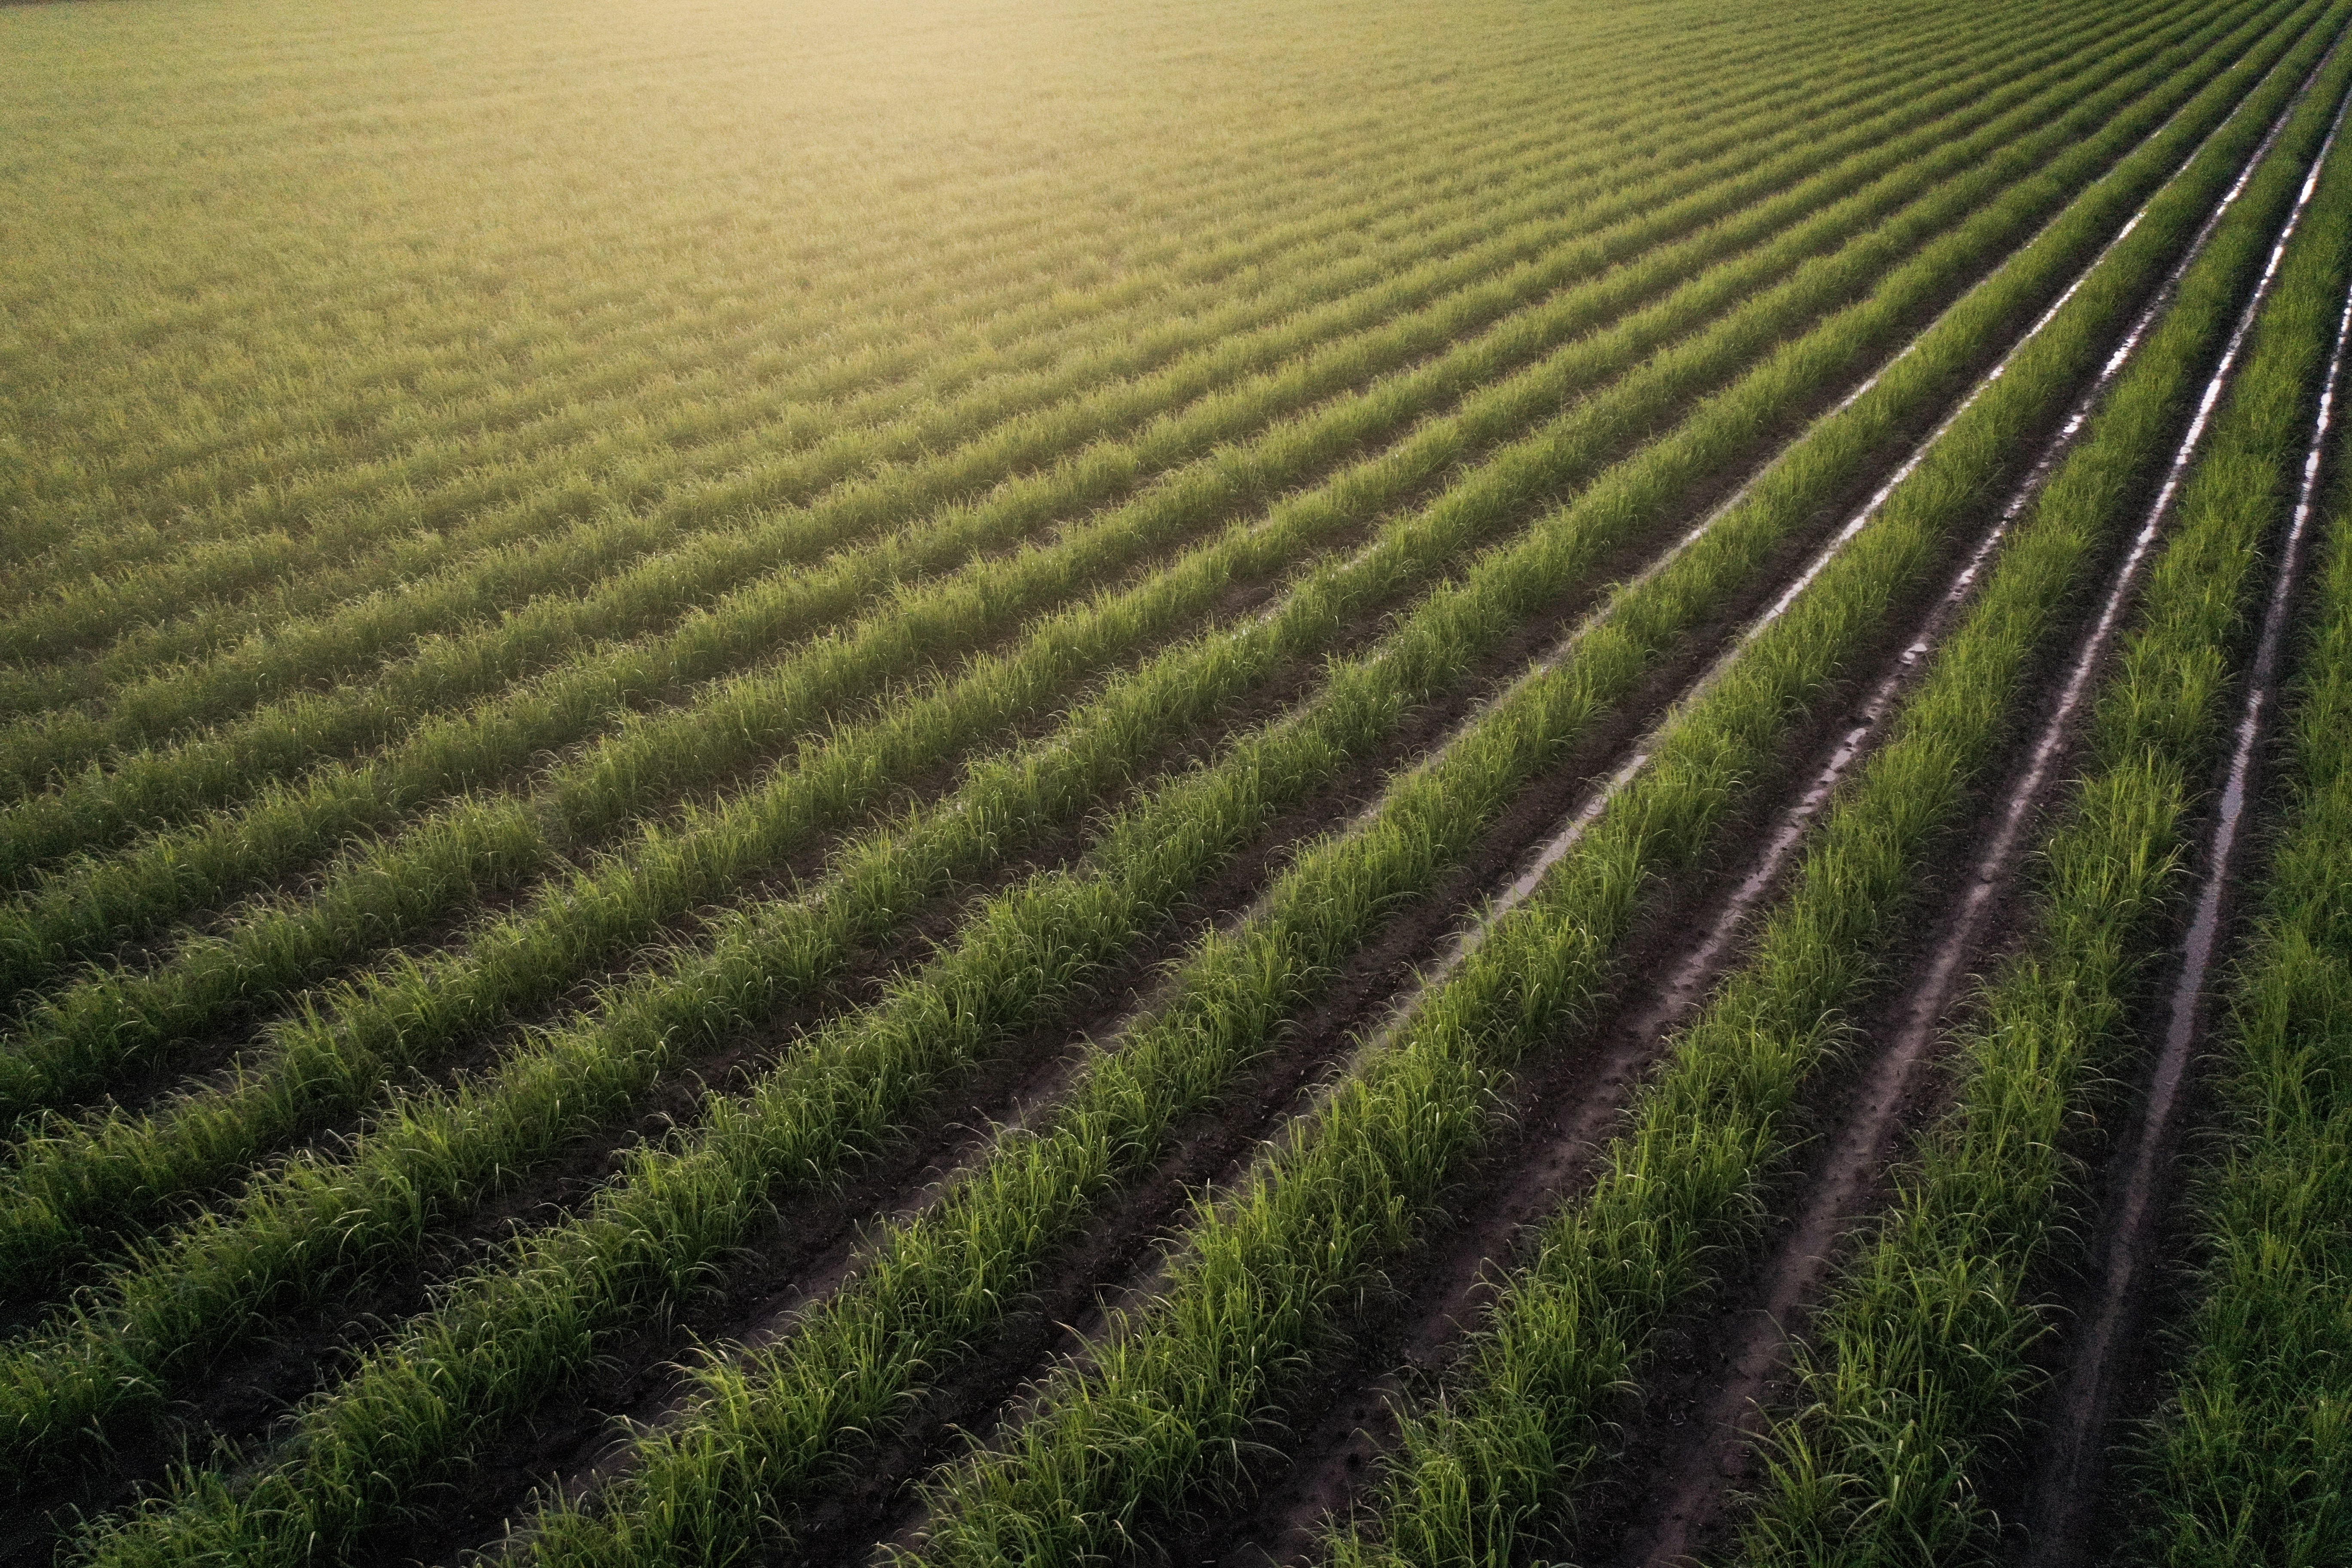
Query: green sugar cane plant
0,0,2070,777
0,0,2161,923
1317,32,2352,1565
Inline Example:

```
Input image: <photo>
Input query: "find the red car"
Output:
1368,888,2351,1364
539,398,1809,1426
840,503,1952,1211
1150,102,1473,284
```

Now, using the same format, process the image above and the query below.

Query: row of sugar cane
2132,380,2352,1568
0,0,2110,903
1726,38,2352,1568
0,0,1751,587
1325,18,2352,1568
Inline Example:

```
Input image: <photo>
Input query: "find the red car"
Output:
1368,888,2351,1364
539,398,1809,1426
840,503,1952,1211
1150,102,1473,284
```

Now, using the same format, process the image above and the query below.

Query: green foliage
0,0,2243,1309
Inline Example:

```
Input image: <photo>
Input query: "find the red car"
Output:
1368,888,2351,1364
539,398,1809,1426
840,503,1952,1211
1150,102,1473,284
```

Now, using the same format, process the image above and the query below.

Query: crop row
2133,460,2352,1565
1734,61,2352,1565
2,0,1833,578
0,0,2126,852
0,0,2230,1182
36,7,2319,1559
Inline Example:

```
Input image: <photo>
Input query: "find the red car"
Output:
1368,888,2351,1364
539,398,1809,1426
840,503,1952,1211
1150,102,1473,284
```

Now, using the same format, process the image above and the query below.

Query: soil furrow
1576,71,2345,1568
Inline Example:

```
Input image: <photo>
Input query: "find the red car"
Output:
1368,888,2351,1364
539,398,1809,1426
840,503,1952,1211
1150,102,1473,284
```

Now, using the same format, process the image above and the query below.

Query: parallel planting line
0,0,2017,680
0,0,2127,888
1318,36,2352,1568
3,0,1883,583
2015,117,2352,1568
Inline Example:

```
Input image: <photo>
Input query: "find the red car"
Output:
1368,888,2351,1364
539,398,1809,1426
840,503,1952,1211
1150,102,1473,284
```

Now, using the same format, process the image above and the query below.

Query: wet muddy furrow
1143,58,2347,1568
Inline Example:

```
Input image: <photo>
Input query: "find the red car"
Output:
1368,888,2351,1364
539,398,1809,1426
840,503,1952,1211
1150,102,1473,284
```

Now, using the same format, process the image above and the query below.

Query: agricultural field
4,0,2351,1563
